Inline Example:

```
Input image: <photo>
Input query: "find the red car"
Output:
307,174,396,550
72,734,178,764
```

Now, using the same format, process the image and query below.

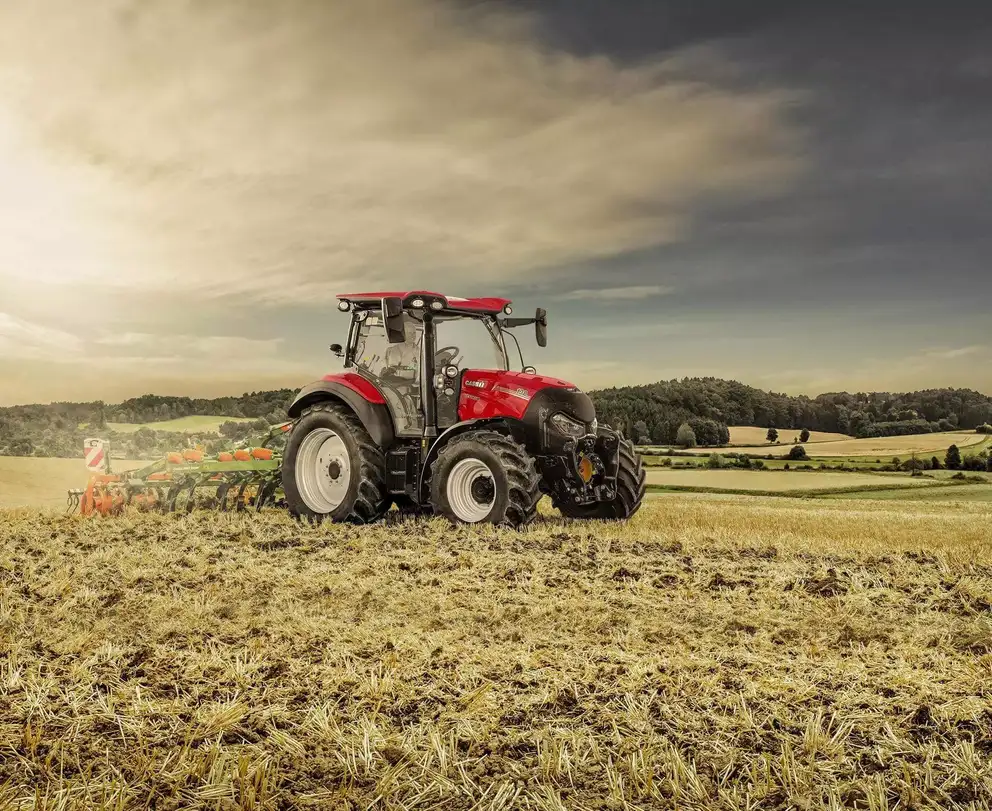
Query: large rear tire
430,430,540,527
282,402,389,524
554,437,646,520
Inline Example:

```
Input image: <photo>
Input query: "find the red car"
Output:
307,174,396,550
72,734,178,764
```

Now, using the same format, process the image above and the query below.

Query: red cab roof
336,290,511,315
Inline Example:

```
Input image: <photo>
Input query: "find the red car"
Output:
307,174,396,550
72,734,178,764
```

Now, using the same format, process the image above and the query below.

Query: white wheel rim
295,428,351,513
446,458,495,522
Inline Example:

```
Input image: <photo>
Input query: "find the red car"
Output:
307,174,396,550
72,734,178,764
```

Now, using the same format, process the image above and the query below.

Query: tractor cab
283,291,644,526
346,302,514,436
335,292,547,437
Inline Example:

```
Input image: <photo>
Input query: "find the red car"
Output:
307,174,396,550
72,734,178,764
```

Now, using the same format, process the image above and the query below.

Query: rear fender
288,377,396,449
418,418,515,501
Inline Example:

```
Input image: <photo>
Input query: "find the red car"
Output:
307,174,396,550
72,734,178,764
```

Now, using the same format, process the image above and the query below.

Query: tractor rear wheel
554,437,645,520
430,430,540,527
282,401,389,524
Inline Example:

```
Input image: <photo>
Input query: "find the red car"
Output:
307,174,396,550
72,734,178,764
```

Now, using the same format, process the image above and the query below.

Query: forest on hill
1,379,991,457
591,378,992,445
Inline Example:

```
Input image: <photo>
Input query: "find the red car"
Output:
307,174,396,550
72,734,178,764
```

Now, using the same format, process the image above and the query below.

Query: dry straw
1,496,990,808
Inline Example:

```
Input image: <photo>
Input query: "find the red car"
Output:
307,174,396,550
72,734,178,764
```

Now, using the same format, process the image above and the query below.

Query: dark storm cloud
509,0,992,312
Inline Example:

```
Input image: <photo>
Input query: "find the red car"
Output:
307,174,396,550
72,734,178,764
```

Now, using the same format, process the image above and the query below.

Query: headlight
549,412,585,438
337,300,351,312
444,365,458,378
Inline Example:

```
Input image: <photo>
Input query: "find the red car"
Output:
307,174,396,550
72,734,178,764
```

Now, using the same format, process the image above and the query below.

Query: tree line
1,378,990,458
0,390,295,459
590,378,992,445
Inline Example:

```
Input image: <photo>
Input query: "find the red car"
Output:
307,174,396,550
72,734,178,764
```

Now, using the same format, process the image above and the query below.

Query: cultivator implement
68,425,292,516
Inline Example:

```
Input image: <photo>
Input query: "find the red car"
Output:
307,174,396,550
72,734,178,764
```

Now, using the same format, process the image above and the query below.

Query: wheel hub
295,428,351,513
471,475,495,503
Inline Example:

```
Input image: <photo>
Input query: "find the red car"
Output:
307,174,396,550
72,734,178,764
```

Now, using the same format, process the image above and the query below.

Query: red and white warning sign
84,438,108,472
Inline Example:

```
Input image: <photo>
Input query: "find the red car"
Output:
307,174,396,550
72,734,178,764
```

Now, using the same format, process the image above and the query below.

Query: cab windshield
433,314,507,372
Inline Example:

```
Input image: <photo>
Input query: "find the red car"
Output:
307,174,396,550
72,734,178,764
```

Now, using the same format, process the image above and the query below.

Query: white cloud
0,0,798,310
557,285,675,301
0,312,83,359
921,345,984,360
95,332,282,359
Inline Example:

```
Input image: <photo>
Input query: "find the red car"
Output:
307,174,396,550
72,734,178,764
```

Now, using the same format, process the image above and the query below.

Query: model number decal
494,386,531,399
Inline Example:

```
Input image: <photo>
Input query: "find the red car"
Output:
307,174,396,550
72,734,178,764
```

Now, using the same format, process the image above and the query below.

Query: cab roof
336,291,512,315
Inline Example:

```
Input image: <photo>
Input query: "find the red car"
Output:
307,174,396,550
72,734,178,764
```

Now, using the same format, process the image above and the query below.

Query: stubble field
712,430,989,459
2,497,991,810
727,427,852,445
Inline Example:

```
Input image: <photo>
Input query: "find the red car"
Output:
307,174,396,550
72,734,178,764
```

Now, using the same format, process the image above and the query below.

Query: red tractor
282,291,645,526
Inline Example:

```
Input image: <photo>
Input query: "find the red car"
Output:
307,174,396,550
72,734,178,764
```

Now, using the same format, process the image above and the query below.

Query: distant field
821,483,992,502
0,456,148,508
711,430,989,458
106,415,255,434
728,426,851,445
645,468,929,492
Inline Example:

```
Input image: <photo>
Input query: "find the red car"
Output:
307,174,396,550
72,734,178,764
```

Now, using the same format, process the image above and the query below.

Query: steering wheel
435,346,460,368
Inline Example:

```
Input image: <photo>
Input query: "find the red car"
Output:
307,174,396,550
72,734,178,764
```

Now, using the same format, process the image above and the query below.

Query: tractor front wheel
282,402,389,524
555,437,646,520
430,430,540,527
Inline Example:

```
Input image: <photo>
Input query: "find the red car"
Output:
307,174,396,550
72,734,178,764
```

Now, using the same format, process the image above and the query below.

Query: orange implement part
167,452,183,465
251,448,273,461
147,472,171,481
129,490,160,510
217,452,234,462
80,474,124,516
234,449,251,461
183,449,203,463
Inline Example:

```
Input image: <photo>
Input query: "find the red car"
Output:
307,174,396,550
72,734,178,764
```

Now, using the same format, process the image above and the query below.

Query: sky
0,0,989,406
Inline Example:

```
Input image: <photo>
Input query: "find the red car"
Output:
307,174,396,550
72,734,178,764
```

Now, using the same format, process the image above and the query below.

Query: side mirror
329,343,343,357
535,307,548,347
382,296,406,344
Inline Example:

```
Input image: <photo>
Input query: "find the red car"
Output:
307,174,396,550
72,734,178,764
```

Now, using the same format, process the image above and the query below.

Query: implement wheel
555,437,646,520
430,430,540,527
282,402,389,524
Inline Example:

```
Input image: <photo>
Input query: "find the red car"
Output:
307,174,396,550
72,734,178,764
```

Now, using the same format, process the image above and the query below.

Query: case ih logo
464,379,487,389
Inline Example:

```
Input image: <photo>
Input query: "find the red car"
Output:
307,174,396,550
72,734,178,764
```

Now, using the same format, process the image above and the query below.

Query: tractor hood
458,369,594,424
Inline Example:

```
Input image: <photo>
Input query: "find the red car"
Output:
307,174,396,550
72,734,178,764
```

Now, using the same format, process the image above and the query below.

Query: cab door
351,313,424,437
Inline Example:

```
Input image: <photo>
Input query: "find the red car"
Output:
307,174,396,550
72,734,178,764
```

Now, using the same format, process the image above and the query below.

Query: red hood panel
459,369,577,421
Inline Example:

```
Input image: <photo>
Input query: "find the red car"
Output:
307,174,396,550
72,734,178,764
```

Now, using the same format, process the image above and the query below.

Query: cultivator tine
235,481,252,512
66,490,82,513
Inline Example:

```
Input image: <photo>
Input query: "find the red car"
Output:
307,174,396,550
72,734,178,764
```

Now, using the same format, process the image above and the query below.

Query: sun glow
0,107,122,289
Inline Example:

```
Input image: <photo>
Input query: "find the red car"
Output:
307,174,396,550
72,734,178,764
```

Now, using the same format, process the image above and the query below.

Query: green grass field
819,483,992,502
105,415,256,434
645,468,929,492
